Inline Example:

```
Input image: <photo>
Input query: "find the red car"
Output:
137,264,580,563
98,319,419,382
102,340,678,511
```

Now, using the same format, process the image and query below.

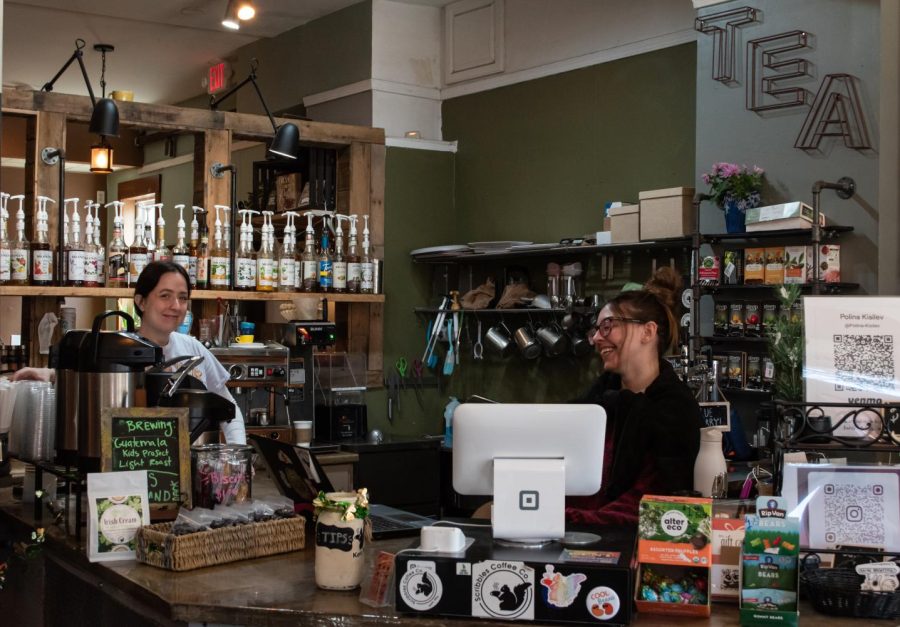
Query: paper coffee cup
293,420,313,444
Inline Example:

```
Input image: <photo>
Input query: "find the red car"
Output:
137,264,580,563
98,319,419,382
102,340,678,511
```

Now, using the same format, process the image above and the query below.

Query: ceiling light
237,0,256,21
90,142,114,174
222,0,240,29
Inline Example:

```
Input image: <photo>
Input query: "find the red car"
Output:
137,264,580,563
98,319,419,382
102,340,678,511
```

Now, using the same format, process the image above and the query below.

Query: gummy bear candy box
635,495,713,617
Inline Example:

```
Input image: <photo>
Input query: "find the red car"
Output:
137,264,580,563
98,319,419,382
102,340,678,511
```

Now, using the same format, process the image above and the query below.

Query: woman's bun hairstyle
644,266,682,313
607,266,682,356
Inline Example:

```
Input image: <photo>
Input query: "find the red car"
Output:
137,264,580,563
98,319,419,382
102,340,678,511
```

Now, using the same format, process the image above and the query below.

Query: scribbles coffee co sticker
540,564,587,608
399,560,443,611
472,560,535,620
585,586,620,621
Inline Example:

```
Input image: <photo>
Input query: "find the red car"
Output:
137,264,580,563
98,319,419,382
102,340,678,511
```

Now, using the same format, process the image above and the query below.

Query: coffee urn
50,329,88,466
77,311,161,472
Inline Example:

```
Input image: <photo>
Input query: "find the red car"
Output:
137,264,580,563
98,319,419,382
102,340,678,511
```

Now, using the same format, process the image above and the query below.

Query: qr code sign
811,479,891,550
833,334,895,392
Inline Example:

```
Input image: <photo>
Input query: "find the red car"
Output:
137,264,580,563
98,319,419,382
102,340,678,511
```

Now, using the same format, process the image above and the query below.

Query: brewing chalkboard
699,401,730,431
101,407,191,519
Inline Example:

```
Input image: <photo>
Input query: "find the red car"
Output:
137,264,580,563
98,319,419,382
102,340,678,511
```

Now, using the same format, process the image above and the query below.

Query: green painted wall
205,1,373,116
443,43,697,242
366,146,457,436
374,43,699,426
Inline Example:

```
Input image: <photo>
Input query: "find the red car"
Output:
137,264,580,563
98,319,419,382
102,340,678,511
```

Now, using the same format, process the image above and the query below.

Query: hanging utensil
473,319,484,360
422,296,450,366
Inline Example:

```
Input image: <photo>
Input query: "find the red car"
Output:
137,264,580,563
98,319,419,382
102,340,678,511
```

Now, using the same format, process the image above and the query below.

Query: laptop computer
248,435,434,539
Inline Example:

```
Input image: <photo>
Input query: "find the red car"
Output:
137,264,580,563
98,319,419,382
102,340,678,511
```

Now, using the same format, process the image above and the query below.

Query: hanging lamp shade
90,143,114,173
89,97,120,137
222,0,240,29
268,123,300,159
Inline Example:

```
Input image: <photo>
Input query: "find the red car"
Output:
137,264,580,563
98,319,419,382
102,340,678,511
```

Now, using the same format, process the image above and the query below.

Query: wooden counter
0,485,889,626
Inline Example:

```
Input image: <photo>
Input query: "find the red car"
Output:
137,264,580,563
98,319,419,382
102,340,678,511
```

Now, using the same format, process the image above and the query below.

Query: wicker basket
801,568,900,620
135,516,305,571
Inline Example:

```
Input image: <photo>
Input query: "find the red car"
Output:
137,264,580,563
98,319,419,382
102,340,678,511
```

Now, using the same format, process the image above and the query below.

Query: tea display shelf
0,286,385,303
699,282,859,295
700,225,853,244
411,237,691,264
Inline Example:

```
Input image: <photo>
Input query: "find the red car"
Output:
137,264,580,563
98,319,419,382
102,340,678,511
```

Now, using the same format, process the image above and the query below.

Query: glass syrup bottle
332,214,349,293
8,195,29,286
154,203,172,262
0,193,11,285
66,198,86,287
346,215,361,293
93,202,106,286
235,209,258,291
128,204,149,286
32,196,55,285
188,206,201,288
256,211,275,292
278,211,298,293
105,201,128,286
82,202,100,287
209,205,229,289
300,212,318,292
359,214,374,294
171,204,190,274
196,212,210,289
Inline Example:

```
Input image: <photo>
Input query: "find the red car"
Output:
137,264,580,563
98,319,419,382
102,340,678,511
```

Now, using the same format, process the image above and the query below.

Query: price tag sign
699,401,730,432
101,407,191,518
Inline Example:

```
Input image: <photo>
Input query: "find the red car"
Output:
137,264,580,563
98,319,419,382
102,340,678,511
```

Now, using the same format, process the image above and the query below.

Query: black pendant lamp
42,39,120,172
208,59,300,160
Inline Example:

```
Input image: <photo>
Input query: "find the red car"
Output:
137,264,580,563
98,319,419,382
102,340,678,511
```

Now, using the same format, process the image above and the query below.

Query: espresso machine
210,342,291,441
280,320,342,440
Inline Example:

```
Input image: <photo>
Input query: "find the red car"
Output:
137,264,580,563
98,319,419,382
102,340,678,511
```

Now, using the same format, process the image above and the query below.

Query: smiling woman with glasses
566,267,702,528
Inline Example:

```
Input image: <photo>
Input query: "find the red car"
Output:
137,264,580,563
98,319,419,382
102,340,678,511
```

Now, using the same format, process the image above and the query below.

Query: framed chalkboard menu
698,401,731,431
100,407,191,519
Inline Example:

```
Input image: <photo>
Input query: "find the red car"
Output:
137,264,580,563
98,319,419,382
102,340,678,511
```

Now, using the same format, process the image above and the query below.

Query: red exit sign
207,62,230,94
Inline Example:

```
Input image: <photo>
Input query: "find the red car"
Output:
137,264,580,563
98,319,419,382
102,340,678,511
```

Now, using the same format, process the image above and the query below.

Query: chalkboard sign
699,401,731,431
101,407,191,519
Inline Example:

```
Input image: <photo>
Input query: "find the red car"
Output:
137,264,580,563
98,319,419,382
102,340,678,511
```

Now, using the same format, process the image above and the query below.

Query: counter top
0,480,891,626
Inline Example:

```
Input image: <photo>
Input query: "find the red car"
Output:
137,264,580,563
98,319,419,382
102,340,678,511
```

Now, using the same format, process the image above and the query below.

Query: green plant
313,488,369,521
768,284,804,401
702,162,765,208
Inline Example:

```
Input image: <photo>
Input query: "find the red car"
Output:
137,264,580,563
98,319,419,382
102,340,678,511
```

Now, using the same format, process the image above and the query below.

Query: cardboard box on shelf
744,248,765,284
635,495,712,617
275,172,303,211
745,201,825,232
764,247,785,285
783,246,806,284
609,203,640,243
807,244,841,282
638,187,694,240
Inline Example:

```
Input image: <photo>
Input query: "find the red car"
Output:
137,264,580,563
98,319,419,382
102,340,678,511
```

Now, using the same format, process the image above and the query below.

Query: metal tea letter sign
695,4,872,151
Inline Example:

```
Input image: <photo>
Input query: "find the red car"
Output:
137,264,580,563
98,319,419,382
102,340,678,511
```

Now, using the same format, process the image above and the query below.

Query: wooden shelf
700,282,859,294
0,286,385,303
703,335,769,344
413,307,566,315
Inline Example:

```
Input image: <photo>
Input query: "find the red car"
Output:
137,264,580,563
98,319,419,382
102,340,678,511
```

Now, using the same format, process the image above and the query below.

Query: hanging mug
570,332,592,357
485,322,513,357
514,324,542,360
537,323,569,357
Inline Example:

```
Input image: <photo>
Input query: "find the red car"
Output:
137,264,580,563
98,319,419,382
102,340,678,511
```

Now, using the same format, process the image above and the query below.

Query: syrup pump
154,203,171,261
257,210,275,291
360,214,374,294
9,195,29,285
300,211,318,292
210,205,229,288
346,214,361,293
92,201,105,286
0,193,10,284
172,204,190,272
105,201,127,285
33,196,56,284
236,208,259,290
83,202,99,286
332,214,350,293
66,197,85,286
278,211,299,292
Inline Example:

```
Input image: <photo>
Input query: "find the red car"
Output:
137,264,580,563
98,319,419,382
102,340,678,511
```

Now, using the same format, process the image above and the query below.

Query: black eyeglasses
589,316,647,338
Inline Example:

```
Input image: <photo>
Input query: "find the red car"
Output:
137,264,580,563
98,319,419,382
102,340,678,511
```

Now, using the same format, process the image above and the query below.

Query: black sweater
575,359,703,500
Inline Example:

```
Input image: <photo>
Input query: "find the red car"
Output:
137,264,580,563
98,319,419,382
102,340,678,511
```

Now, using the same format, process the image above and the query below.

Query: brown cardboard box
744,248,765,284
764,247,785,284
609,204,640,243
275,172,303,211
638,186,695,240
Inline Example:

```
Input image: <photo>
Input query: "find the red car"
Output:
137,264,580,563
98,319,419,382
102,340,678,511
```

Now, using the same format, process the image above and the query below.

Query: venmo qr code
833,334,895,392
819,483,886,548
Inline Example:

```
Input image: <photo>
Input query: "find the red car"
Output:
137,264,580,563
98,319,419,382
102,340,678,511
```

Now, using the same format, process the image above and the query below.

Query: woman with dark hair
14,261,246,444
132,261,245,444
565,267,702,526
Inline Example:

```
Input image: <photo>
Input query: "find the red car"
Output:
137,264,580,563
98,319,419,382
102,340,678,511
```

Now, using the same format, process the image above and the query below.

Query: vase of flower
722,191,762,234
703,162,765,234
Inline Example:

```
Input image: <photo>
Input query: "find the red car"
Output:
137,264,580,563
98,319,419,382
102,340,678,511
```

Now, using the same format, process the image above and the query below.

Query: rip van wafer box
635,495,712,617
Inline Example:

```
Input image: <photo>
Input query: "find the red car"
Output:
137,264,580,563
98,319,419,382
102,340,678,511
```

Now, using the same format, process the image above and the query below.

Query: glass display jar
314,490,368,590
190,443,254,508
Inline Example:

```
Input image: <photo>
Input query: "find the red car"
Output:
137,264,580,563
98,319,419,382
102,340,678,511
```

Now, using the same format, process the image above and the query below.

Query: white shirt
158,331,247,445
